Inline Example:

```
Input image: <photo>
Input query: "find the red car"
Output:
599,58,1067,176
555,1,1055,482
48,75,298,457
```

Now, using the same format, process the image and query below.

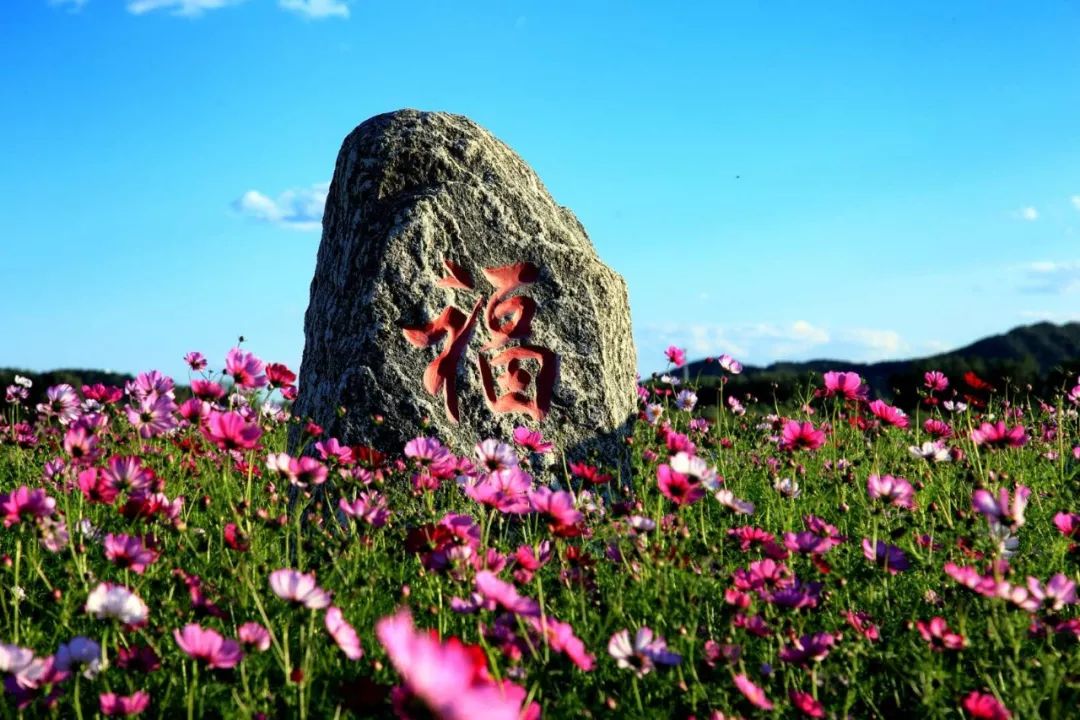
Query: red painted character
402,259,556,422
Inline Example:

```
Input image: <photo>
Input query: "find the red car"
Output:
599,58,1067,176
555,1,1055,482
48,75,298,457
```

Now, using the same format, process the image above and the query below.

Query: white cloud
233,182,329,231
1016,206,1039,221
840,328,905,359
127,0,244,15
1019,260,1080,295
279,0,349,18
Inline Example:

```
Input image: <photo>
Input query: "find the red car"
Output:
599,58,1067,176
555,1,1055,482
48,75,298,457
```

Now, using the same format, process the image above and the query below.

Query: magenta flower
339,491,391,528
1,486,56,527
971,421,1028,448
184,351,208,371
124,395,179,438
191,379,226,401
924,418,954,438
512,426,554,453
868,399,909,428
103,534,159,574
325,607,364,660
665,345,686,367
224,347,267,389
475,571,541,617
376,608,535,720
961,691,1011,719
924,370,949,391
267,453,328,487
823,371,866,400
779,632,837,665
917,617,966,651
265,362,296,388
173,624,243,669
530,616,595,671
404,436,456,477
867,474,916,510
268,569,332,609
657,463,706,506
779,420,826,451
99,690,151,717
237,622,271,652
607,628,682,677
463,468,533,514
528,487,583,531
733,673,773,710
790,690,825,718
1054,512,1080,539
202,410,262,451
862,539,910,574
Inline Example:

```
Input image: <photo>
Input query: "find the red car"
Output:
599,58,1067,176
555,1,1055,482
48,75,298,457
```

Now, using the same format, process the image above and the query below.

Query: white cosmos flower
85,583,149,625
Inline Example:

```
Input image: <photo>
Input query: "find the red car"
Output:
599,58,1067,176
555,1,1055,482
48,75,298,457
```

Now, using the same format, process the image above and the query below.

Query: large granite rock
292,110,637,471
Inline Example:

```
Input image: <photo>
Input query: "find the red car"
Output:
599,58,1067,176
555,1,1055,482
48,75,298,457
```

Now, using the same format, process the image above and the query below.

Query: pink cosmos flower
1,486,56,527
191,379,226,401
862,539,910,574
404,436,457,479
184,351,208,371
844,610,880,642
37,383,81,424
512,541,552,584
267,453,328,487
85,583,149,625
670,451,720,489
269,569,332,609
924,371,949,392
961,691,1011,719
237,622,271,652
867,474,916,510
568,461,613,485
1054,512,1080,539
99,690,151,717
124,395,179,439
923,418,953,438
529,616,595,671
665,345,686,367
719,354,743,374
202,410,262,451
475,439,519,472
715,489,755,515
823,371,866,400
917,617,967,651
607,628,682,677
339,491,391,528
63,426,99,463
103,533,159,574
225,348,267,389
102,456,155,495
868,400,909,428
376,608,536,720
733,674,773,710
173,624,243,669
463,468,533,514
325,607,364,660
512,426,554,453
528,487,583,532
471,571,541,617
657,462,706,505
779,420,826,451
970,421,1028,448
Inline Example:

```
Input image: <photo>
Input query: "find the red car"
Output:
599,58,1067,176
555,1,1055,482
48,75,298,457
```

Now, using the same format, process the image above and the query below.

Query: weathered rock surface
292,109,637,471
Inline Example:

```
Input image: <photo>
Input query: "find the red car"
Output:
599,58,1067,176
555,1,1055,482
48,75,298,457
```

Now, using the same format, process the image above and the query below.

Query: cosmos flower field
1,347,1079,719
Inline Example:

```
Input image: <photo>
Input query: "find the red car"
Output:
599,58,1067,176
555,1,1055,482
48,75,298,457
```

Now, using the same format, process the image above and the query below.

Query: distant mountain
673,322,1080,409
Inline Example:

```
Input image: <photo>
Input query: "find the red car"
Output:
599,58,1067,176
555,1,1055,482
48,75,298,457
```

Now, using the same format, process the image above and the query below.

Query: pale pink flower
733,673,773,710
237,622,271,652
268,569,332,609
225,347,267,389
325,607,364,660
822,371,866,400
99,690,151,716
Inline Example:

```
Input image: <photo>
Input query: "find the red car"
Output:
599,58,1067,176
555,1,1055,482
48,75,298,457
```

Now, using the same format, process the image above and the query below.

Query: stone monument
293,110,636,470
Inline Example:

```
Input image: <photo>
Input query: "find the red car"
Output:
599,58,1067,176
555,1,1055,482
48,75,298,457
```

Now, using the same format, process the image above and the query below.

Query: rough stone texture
292,110,637,471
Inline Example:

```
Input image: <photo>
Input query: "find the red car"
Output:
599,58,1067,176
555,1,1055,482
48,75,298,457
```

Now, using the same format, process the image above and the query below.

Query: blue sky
3,0,1080,380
